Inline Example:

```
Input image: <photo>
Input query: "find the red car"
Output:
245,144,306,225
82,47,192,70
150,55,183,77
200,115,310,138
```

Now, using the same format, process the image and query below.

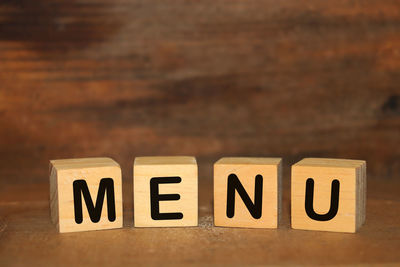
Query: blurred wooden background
1,1,400,266
1,0,399,187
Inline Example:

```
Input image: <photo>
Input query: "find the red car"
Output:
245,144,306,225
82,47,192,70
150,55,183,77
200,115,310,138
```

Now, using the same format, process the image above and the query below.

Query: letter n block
214,157,282,228
291,158,366,233
49,157,123,233
133,156,198,227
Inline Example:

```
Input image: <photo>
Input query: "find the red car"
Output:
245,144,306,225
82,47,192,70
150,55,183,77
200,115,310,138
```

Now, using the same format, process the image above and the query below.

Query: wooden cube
214,157,282,228
50,157,123,233
291,158,366,233
133,156,198,227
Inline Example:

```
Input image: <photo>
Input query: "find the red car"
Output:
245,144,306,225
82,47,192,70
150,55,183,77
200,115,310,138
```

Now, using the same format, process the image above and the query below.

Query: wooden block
133,156,198,227
49,157,123,233
291,158,367,233
214,157,282,228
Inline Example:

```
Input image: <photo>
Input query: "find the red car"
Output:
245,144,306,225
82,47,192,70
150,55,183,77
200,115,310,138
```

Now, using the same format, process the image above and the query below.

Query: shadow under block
49,157,123,233
133,156,198,227
214,157,282,228
291,158,366,233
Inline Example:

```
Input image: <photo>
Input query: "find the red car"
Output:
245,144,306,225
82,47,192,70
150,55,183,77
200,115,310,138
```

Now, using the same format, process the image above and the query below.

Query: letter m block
50,157,123,233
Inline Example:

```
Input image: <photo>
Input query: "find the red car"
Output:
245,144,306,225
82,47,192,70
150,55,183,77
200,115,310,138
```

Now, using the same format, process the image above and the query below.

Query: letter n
226,174,263,219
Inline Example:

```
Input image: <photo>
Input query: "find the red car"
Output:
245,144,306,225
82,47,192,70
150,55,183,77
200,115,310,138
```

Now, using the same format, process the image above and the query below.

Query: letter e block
134,156,198,227
214,157,282,228
49,157,123,233
291,158,366,233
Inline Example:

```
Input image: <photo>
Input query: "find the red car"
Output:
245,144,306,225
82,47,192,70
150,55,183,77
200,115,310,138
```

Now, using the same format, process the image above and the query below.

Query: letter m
73,178,116,224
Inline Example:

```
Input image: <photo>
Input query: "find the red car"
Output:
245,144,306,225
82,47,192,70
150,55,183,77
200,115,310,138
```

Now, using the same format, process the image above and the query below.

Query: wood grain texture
0,0,399,189
50,157,123,233
0,0,399,264
214,157,282,228
133,156,198,227
291,158,366,233
0,177,400,266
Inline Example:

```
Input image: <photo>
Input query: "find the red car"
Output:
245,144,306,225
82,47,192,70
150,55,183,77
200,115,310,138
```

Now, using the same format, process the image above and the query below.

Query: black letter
150,177,183,220
305,178,340,221
226,174,263,219
73,178,116,224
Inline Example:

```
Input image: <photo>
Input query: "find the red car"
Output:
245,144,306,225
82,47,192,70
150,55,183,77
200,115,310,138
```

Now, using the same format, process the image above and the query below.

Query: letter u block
133,156,198,227
291,158,366,233
214,157,282,228
49,157,123,233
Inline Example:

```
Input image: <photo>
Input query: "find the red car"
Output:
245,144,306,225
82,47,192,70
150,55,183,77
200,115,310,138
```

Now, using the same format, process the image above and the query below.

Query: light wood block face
133,156,198,227
214,157,282,228
291,158,366,233
49,157,123,233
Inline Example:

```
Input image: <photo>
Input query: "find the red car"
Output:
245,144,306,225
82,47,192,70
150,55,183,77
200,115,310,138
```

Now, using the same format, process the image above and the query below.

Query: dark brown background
0,1,399,266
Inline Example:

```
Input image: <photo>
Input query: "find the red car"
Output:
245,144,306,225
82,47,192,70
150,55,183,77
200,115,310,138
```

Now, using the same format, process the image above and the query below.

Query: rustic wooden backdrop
1,0,399,187
1,1,400,266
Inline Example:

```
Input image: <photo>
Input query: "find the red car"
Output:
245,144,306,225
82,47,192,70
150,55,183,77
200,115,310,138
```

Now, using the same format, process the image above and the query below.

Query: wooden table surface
0,0,399,265
1,173,400,266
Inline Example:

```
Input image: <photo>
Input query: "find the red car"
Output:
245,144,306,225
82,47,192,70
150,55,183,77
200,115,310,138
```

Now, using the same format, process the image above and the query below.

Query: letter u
304,178,340,221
